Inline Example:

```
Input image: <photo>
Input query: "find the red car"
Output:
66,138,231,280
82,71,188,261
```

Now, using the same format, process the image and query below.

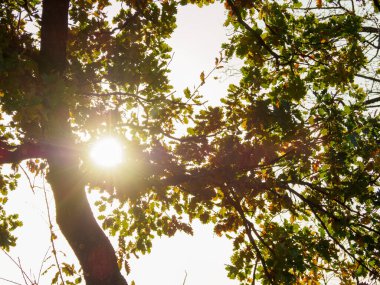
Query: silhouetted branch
361,26,380,34
357,74,380,83
226,0,280,60
85,91,202,106
225,190,275,285
364,96,380,105
0,143,47,164
374,0,380,12
0,142,81,165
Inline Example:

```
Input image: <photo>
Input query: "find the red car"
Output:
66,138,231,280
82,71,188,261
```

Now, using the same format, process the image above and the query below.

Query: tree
0,0,379,284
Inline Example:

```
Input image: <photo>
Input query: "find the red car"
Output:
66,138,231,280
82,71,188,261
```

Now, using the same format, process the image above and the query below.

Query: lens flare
90,137,123,167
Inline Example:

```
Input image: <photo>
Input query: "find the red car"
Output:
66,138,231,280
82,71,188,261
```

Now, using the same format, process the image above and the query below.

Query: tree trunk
39,0,127,284
47,155,127,285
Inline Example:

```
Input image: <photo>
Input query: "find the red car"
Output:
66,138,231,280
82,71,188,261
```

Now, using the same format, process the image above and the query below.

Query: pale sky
0,3,240,285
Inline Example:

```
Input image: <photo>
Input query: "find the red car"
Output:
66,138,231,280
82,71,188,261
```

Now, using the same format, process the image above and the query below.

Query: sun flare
90,137,124,167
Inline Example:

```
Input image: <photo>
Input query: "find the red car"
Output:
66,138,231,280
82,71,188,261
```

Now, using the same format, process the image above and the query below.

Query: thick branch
0,141,85,165
0,143,47,164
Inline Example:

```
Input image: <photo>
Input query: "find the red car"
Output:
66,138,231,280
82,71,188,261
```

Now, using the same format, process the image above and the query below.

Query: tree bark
47,155,127,285
39,0,127,284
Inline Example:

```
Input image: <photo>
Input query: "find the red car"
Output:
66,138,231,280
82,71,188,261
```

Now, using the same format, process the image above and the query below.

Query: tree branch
284,185,378,278
308,205,378,277
225,0,281,61
364,96,380,105
0,143,47,164
0,141,84,165
374,0,380,12
356,74,380,83
224,190,275,285
361,26,380,34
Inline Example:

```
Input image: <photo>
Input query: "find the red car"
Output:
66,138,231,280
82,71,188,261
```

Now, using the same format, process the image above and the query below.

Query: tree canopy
0,0,379,284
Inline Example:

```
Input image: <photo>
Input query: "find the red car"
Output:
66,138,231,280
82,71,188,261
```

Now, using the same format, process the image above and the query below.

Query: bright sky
0,3,241,285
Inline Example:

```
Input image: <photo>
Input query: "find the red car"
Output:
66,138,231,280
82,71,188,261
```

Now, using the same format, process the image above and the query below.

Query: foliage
0,0,380,284
0,172,22,251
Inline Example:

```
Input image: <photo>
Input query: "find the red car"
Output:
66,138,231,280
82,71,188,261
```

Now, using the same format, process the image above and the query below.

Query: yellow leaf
258,8,264,20
200,71,205,85
241,119,247,130
261,32,269,40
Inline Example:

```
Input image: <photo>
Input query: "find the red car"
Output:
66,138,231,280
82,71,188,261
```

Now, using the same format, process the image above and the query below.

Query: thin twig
37,248,51,285
19,165,35,193
17,258,29,285
42,174,65,285
251,258,258,285
182,271,187,285
0,277,23,285
1,251,34,285
357,73,380,83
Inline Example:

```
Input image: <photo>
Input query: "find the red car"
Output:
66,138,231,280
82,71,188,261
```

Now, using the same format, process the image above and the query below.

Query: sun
90,137,124,167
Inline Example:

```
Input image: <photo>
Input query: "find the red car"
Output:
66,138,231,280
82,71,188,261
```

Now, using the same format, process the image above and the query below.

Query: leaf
293,2,302,8
124,260,131,275
200,71,205,85
240,119,247,130
52,272,59,284
187,127,195,135
183,87,191,99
